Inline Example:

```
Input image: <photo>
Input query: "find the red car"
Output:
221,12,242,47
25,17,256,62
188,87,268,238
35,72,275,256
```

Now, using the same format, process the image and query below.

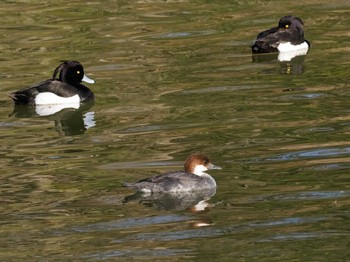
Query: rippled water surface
0,1,349,261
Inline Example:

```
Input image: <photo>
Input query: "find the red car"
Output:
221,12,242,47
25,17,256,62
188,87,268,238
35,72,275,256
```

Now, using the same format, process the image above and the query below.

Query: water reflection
126,215,325,243
123,188,216,212
252,52,279,63
252,52,307,74
10,102,95,136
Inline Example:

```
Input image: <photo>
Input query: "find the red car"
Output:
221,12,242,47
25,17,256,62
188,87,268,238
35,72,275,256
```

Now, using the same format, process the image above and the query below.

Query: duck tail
8,93,28,105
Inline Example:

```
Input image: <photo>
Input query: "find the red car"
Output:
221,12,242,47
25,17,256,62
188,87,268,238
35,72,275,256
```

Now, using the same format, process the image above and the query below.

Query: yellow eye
77,70,80,74
285,24,289,29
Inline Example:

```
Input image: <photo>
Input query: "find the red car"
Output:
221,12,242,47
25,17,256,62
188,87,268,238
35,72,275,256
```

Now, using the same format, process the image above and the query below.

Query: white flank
35,92,80,105
277,42,309,62
277,41,309,52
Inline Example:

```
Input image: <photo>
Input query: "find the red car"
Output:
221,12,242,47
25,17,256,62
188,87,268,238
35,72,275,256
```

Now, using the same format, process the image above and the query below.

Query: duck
251,15,310,54
123,154,222,193
9,61,95,105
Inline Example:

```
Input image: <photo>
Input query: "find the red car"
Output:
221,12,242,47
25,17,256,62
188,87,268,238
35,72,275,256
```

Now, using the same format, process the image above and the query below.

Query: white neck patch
193,164,208,176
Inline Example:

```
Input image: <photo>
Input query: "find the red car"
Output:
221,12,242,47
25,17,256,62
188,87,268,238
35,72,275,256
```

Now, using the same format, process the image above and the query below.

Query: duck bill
82,75,95,84
207,163,222,170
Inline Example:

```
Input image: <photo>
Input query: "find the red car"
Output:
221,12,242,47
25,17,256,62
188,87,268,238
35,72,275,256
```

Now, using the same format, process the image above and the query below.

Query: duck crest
52,61,68,80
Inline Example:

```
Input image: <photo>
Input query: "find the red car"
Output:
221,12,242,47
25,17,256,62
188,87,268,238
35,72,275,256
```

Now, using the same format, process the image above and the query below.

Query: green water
0,1,349,261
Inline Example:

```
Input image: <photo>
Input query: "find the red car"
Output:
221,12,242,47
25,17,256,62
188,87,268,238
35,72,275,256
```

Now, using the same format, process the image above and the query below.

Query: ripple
182,85,268,94
98,160,181,170
117,122,199,134
294,126,336,133
129,227,223,242
0,121,28,128
152,29,216,39
306,163,349,171
89,63,140,71
127,216,325,242
280,93,325,100
70,214,190,233
255,190,349,202
248,217,324,227
83,248,194,260
259,232,334,242
262,147,350,162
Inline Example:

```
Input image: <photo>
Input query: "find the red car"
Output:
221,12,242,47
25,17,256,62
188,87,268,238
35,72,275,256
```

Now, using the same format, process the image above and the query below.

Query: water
0,0,349,261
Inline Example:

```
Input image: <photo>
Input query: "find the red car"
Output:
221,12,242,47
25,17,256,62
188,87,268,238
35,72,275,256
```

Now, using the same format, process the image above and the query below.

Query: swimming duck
123,154,222,193
251,15,309,54
9,61,95,105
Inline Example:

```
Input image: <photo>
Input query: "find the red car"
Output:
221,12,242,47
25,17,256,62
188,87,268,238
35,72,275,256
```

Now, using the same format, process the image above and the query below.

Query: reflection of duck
9,61,95,105
123,187,216,212
279,55,306,74
123,154,222,193
10,102,95,136
252,50,307,75
252,16,309,61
